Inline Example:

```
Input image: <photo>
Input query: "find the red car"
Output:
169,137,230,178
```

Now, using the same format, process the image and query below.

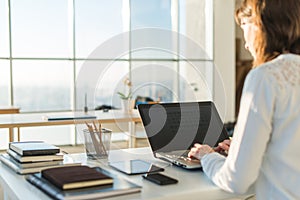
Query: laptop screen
138,101,229,153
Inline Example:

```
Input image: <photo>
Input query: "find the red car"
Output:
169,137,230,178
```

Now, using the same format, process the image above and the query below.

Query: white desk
0,147,252,200
0,110,141,147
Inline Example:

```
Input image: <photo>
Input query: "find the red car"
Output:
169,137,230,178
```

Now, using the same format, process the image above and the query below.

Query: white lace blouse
201,54,300,200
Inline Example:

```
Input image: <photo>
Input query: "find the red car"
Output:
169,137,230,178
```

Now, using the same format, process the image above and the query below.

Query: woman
188,0,300,199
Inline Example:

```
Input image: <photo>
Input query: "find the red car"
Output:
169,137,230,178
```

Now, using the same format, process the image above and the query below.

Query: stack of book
0,141,79,174
26,165,142,200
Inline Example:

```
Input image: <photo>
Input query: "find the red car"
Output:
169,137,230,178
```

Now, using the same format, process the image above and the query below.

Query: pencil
85,122,102,156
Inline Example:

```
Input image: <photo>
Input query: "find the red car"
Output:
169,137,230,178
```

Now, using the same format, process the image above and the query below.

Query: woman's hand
188,143,214,160
213,139,231,156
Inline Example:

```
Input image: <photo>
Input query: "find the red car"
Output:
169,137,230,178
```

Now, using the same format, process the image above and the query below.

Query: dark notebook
9,141,60,156
26,167,142,200
42,165,113,190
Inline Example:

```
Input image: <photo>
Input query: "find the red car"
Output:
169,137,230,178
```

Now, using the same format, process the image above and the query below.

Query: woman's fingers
218,139,231,151
188,144,214,160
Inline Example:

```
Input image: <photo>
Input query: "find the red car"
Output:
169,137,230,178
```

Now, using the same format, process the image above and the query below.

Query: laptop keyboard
160,152,200,167
160,151,197,161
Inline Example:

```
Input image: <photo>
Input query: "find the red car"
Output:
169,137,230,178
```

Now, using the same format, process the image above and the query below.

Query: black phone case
142,173,178,185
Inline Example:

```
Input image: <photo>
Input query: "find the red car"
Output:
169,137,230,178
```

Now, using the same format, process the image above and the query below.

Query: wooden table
0,110,141,147
0,107,20,114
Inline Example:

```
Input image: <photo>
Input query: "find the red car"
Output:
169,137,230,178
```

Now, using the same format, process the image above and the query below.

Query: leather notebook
41,165,113,190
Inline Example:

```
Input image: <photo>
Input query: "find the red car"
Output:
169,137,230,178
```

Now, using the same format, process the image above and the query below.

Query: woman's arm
201,67,276,194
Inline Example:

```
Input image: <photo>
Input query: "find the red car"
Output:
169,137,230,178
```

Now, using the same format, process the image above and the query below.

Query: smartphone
142,173,178,185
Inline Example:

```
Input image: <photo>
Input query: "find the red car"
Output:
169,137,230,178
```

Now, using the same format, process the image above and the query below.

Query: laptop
138,101,229,169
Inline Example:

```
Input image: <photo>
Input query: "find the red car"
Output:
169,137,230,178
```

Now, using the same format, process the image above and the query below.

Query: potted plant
117,77,133,112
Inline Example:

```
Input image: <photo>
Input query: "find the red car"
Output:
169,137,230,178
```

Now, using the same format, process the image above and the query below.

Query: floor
59,138,149,154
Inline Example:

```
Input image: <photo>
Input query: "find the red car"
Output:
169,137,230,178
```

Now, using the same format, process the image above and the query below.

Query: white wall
214,0,236,122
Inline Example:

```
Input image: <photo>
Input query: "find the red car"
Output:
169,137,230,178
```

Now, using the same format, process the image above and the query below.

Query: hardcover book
26,167,142,200
9,141,60,156
7,149,64,163
41,165,113,190
0,154,62,169
0,154,81,175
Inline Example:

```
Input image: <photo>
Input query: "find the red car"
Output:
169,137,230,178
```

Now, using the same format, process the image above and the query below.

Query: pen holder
83,128,112,159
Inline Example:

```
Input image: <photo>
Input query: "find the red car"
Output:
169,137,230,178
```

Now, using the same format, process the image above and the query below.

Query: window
11,0,71,58
75,0,125,58
0,60,10,105
13,60,73,112
0,0,9,57
1,0,213,112
0,0,217,148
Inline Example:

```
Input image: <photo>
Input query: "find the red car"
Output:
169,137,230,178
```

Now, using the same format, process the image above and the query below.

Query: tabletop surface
0,147,251,200
0,110,141,128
